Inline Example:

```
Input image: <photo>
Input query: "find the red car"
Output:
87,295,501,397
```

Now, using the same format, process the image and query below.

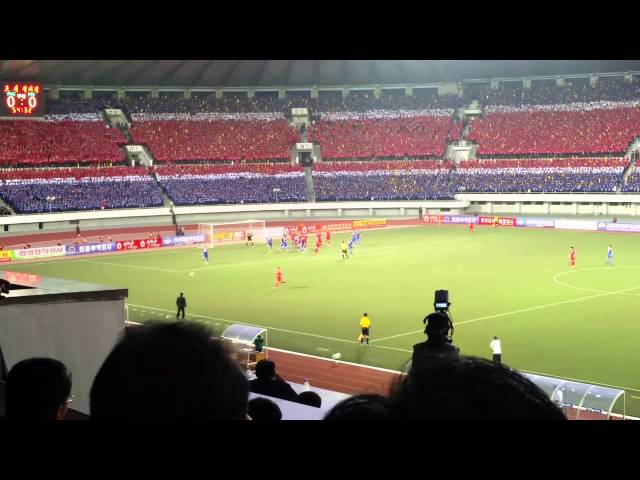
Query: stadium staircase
0,196,15,215
461,118,471,140
621,159,637,186
120,124,134,144
150,170,174,207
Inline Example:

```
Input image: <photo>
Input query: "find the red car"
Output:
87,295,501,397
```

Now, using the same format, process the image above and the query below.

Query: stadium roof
1,60,640,88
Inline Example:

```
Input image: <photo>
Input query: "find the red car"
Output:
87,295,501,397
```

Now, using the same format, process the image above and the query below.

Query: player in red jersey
314,234,322,255
469,221,474,234
569,246,576,269
326,229,332,245
275,266,286,287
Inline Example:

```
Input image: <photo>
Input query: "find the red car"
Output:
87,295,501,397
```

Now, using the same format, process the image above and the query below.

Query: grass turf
11,224,640,416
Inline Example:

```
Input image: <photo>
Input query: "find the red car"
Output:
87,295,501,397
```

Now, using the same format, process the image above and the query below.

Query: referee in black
176,292,187,319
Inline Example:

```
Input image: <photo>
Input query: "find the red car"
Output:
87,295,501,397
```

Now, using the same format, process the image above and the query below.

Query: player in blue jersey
607,244,614,266
202,245,209,263
280,234,288,252
348,239,354,256
355,230,361,244
266,236,273,251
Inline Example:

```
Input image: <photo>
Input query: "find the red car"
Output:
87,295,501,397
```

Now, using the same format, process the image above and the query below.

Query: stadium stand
0,167,162,213
468,103,640,156
466,77,640,106
0,120,126,166
130,118,299,162
307,115,461,160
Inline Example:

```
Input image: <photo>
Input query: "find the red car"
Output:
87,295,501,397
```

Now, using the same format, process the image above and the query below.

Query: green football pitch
11,225,640,416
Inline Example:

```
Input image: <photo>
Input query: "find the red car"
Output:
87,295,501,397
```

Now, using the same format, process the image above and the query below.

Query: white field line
126,303,413,354
552,265,640,297
370,283,640,344
126,305,640,401
78,259,180,273
76,249,394,274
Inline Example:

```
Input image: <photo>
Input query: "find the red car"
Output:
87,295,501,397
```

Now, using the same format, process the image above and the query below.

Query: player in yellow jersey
341,240,348,259
359,313,371,346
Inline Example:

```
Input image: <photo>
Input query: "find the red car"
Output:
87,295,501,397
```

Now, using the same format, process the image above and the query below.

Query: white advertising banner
554,219,598,231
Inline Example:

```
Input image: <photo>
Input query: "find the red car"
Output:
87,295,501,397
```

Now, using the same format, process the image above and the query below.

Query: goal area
196,220,267,248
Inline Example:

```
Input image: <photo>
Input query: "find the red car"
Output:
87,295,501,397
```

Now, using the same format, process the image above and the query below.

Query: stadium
1,59,640,420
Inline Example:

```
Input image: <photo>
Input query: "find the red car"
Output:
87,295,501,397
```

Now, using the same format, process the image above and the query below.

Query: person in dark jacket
249,360,298,402
410,312,460,374
176,292,187,319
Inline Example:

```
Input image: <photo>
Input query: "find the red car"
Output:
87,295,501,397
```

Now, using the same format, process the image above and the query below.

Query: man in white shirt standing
490,336,502,364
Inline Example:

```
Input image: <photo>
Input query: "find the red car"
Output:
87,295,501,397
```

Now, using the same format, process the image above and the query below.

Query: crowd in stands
116,91,464,115
455,158,627,169
0,166,150,181
452,170,621,194
47,98,127,115
0,120,126,166
307,116,461,159
468,106,640,156
0,156,632,213
313,171,456,201
152,157,632,205
158,173,307,205
130,119,298,162
0,177,163,213
453,157,625,193
467,77,640,106
154,159,449,176
621,171,640,193
1,321,566,420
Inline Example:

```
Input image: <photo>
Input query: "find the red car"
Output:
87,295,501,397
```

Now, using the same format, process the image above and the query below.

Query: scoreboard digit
2,82,45,117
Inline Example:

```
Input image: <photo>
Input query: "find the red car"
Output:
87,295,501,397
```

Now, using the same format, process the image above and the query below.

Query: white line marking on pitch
371,283,640,344
78,260,180,273
126,303,411,354
124,307,640,394
553,265,640,297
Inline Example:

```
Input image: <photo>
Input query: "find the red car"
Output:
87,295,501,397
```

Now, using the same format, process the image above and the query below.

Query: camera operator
412,312,459,360
409,291,460,372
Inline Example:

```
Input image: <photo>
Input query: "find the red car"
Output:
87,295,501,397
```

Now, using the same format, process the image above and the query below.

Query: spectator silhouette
391,355,566,420
249,360,298,402
90,321,249,420
296,391,322,408
5,358,72,420
324,394,392,420
247,397,282,420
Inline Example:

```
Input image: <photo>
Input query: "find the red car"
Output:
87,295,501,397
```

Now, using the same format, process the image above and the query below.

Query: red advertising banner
285,220,387,236
423,214,444,224
115,237,163,251
479,216,517,227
